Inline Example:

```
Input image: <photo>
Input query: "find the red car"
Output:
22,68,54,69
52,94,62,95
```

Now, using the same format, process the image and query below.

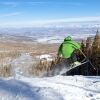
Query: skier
58,36,81,66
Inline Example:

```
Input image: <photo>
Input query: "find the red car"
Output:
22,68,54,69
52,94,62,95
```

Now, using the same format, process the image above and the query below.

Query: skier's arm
72,42,81,50
58,43,63,56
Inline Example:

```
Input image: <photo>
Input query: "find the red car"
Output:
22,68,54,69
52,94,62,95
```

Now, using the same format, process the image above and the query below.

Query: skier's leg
71,52,77,62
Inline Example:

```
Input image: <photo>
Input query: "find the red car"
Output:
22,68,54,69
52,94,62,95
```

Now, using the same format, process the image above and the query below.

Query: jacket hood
64,36,72,41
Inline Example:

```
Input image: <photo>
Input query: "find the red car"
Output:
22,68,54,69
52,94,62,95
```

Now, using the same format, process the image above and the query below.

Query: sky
0,0,100,27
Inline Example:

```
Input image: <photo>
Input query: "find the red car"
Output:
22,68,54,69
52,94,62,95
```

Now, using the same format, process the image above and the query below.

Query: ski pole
79,49,96,70
79,49,87,58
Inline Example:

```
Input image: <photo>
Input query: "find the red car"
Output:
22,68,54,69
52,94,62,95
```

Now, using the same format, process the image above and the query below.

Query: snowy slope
0,75,100,100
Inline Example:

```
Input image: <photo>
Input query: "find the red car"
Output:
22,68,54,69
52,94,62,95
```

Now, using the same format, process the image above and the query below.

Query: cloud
25,16,100,27
0,1,81,7
0,16,100,28
0,12,21,17
63,16,100,22
27,1,81,6
0,2,17,7
37,16,100,23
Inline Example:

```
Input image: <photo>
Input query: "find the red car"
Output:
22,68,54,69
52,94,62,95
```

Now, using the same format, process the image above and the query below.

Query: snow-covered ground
0,53,100,100
0,75,100,100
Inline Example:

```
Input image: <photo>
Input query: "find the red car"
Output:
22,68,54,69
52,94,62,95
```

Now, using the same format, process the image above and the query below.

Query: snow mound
39,54,53,61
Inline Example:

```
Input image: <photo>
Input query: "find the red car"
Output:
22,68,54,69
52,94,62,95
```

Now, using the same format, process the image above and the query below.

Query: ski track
0,75,100,100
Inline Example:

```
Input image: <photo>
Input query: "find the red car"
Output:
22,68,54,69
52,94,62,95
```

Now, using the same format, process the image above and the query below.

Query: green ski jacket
58,37,80,58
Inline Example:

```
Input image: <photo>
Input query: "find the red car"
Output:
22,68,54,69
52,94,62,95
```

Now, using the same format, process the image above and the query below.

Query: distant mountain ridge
0,25,99,43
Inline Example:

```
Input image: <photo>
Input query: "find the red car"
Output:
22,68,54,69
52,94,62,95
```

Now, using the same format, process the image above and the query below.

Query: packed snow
0,75,100,100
